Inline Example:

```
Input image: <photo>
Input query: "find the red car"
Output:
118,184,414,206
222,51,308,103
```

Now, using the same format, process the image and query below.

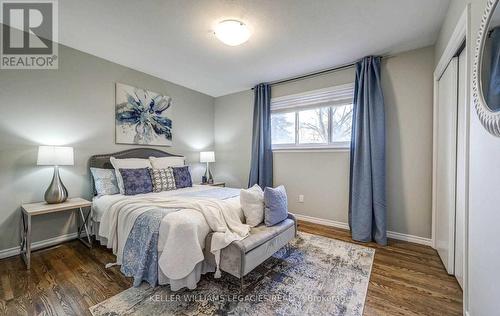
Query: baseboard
0,232,78,260
0,214,432,259
293,213,350,230
293,213,433,247
385,230,432,246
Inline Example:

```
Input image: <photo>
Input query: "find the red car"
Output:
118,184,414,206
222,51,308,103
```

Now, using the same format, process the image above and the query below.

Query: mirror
481,0,500,112
474,0,500,136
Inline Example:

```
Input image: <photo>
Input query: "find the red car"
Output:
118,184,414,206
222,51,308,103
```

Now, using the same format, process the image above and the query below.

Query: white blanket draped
98,195,250,279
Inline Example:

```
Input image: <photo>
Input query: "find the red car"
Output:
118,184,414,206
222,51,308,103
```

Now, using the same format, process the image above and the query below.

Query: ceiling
59,0,450,97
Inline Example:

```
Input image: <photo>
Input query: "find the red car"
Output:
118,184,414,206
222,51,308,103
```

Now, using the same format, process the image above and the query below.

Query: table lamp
200,151,215,184
37,146,74,204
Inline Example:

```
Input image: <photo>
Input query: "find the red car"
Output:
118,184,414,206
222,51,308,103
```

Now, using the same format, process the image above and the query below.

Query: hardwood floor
298,221,463,316
0,221,462,316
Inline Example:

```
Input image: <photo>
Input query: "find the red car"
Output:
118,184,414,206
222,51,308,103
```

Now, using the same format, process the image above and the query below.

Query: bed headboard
88,148,183,195
89,147,183,169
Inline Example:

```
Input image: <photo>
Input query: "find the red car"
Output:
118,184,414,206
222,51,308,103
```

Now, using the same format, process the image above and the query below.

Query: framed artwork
115,83,173,146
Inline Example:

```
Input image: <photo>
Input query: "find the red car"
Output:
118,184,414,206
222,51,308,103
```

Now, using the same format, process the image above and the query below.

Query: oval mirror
474,0,500,136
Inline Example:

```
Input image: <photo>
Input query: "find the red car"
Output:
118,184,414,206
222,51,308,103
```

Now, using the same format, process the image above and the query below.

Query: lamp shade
37,146,74,166
200,151,215,163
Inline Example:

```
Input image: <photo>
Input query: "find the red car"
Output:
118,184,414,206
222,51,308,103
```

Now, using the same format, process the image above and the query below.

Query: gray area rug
90,232,374,316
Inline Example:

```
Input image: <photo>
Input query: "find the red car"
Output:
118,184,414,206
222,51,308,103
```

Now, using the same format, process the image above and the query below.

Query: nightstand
20,197,92,269
200,182,226,187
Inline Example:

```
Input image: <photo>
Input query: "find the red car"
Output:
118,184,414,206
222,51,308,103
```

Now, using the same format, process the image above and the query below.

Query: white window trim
272,142,351,152
271,83,354,151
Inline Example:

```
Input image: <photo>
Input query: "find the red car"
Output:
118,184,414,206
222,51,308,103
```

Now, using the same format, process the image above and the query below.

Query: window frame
270,83,354,151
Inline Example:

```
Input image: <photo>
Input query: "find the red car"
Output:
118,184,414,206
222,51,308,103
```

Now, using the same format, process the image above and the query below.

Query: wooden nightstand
20,197,92,269
200,182,226,187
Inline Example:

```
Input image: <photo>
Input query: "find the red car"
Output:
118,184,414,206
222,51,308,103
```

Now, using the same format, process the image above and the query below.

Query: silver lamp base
44,166,68,204
204,162,213,184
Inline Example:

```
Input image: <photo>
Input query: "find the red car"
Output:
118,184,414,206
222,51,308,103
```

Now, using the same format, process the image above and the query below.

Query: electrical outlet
298,195,304,203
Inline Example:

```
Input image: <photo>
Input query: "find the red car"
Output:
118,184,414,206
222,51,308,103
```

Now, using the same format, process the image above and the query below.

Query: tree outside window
271,103,353,148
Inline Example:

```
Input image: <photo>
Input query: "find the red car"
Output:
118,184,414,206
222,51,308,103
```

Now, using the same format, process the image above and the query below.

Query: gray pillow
90,168,119,196
264,185,288,226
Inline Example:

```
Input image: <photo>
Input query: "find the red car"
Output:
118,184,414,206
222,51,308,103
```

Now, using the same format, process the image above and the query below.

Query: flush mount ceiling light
214,20,251,46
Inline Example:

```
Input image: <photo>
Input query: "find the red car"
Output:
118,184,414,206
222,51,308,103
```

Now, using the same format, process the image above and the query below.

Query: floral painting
115,83,172,146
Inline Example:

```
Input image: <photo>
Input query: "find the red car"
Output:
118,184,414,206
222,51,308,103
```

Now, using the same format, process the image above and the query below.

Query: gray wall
272,67,355,226
0,44,215,252
436,0,500,314
214,46,435,239
214,90,254,189
383,47,434,238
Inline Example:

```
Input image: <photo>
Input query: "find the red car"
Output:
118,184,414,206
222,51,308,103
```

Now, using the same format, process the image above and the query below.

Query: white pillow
149,156,185,169
110,157,152,194
240,184,264,227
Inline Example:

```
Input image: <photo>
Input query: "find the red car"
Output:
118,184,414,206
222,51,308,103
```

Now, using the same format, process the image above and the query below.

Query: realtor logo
1,0,58,69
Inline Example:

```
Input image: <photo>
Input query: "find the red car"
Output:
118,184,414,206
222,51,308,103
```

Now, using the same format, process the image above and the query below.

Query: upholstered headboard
89,148,183,169
88,148,184,195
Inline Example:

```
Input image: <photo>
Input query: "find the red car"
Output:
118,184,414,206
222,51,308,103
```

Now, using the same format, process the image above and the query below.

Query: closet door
435,57,458,274
454,49,466,288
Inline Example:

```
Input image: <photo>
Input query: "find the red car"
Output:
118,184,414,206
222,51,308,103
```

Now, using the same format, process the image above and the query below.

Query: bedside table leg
77,207,92,248
20,213,25,252
20,213,31,270
26,214,31,269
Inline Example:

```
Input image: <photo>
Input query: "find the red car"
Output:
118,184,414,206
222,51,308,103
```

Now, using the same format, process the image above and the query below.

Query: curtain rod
252,55,392,90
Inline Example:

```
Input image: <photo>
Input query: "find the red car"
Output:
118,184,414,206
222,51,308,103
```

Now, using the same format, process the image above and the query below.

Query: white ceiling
59,0,450,97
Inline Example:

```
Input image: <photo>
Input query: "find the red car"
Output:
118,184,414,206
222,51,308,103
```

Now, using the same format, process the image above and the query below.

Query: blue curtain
487,27,500,111
248,83,273,188
349,56,387,245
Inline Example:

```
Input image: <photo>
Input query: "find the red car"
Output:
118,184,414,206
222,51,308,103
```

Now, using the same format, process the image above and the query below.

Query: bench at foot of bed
204,213,297,289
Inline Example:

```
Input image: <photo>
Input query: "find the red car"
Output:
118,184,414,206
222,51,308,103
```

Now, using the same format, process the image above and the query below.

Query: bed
88,148,249,291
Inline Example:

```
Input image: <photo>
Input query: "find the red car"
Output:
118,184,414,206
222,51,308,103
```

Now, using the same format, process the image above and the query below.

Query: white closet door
436,57,458,274
454,49,466,288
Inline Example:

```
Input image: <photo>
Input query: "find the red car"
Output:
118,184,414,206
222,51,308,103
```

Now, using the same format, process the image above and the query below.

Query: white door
454,49,467,288
436,57,458,274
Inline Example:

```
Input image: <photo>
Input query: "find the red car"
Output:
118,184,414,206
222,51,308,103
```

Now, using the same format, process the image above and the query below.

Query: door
454,49,466,288
435,57,458,274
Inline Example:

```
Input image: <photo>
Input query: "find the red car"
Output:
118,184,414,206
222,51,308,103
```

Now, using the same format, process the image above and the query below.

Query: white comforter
92,185,214,222
98,193,250,281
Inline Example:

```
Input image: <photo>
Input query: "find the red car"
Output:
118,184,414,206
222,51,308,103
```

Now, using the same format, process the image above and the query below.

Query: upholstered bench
204,214,297,288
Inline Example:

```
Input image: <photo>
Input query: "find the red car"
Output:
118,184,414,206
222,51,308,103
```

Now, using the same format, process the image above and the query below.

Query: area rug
90,232,374,316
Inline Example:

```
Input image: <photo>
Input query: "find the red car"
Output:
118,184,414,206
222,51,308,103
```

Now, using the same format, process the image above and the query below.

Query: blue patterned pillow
264,185,288,226
119,168,153,195
90,168,119,196
172,166,192,188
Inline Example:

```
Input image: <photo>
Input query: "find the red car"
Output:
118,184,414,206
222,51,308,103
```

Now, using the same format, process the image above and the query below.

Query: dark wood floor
0,221,462,316
299,221,463,316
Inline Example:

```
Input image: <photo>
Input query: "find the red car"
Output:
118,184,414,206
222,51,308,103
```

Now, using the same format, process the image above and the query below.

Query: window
298,107,329,144
271,111,295,144
271,84,354,149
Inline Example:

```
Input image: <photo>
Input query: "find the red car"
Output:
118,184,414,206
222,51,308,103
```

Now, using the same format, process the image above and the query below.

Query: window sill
272,146,350,153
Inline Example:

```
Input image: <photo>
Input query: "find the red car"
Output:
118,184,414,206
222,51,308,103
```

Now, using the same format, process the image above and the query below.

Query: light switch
298,195,304,203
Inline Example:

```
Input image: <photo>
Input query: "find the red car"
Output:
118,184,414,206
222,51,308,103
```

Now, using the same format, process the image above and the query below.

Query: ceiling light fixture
214,20,251,46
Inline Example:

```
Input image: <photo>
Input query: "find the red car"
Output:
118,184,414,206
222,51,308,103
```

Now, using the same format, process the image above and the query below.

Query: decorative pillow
264,185,288,226
90,168,119,196
172,166,192,188
149,156,185,169
110,157,152,194
240,184,264,227
119,168,153,195
149,168,177,192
